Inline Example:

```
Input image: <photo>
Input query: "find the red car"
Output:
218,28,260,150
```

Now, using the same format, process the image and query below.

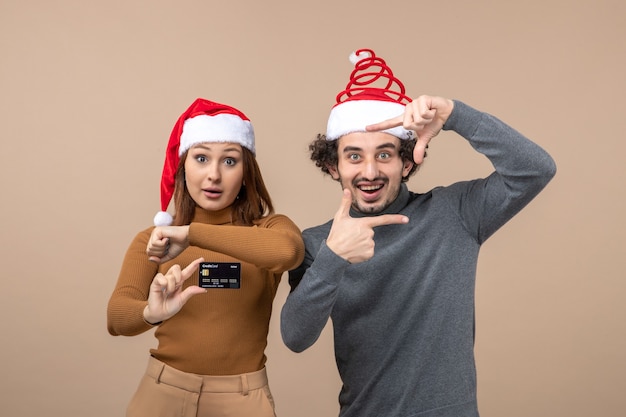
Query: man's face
328,131,414,214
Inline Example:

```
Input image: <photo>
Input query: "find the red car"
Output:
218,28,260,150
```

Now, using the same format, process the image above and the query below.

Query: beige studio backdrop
1,1,624,416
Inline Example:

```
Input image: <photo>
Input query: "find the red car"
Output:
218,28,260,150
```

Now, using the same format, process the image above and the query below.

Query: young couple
108,49,556,417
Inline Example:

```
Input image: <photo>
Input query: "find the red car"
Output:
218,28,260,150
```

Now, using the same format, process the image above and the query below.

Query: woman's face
184,142,244,212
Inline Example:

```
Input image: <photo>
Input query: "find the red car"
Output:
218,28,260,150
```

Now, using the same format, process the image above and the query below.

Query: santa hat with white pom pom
153,98,255,226
326,49,415,141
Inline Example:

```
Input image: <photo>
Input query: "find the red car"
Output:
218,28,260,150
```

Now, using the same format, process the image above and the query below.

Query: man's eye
378,152,390,159
348,154,360,161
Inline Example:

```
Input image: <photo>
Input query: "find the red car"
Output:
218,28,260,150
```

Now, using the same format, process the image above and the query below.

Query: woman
107,98,304,417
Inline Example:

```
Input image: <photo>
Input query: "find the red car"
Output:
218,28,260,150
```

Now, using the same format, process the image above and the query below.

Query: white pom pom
153,211,173,226
349,50,371,65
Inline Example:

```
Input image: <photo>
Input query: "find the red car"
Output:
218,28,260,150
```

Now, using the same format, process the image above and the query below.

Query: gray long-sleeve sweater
281,101,556,417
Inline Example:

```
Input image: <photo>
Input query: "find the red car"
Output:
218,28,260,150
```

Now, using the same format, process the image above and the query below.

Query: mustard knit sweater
108,206,304,375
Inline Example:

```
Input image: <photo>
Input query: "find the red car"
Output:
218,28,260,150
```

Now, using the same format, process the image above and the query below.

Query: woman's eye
224,157,237,166
196,155,207,163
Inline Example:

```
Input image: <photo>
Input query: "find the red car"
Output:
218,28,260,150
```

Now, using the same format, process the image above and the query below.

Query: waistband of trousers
146,356,268,394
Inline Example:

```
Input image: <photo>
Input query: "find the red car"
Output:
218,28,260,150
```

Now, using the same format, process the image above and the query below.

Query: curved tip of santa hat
349,50,372,65
154,211,173,226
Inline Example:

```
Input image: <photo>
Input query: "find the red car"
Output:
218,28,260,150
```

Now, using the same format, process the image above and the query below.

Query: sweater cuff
144,318,162,326
187,223,201,247
442,100,484,139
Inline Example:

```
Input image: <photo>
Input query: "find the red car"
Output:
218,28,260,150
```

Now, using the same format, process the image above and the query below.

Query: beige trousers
127,356,276,417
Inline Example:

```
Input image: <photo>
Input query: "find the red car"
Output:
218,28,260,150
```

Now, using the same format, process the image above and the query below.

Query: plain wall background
1,1,624,416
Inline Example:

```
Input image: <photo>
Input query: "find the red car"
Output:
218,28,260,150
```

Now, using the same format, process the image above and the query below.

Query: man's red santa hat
326,49,415,141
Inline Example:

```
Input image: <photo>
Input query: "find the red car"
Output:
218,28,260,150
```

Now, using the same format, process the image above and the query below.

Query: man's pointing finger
363,213,409,228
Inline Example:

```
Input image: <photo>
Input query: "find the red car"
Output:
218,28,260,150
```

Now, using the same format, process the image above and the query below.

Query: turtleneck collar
349,183,410,218
190,206,234,225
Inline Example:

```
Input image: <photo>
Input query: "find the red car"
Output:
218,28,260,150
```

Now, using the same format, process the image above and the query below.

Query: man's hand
326,189,409,264
147,225,191,263
366,95,454,164
143,257,206,324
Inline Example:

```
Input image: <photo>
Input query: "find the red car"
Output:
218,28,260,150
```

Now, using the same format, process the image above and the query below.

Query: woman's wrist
143,305,162,326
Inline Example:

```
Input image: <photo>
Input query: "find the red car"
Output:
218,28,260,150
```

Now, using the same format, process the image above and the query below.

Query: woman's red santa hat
154,98,255,226
326,49,415,141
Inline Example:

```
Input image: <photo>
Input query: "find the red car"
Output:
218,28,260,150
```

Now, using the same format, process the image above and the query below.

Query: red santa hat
153,98,255,226
326,49,415,141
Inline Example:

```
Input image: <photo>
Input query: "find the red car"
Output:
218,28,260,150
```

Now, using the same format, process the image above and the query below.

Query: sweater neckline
191,206,233,225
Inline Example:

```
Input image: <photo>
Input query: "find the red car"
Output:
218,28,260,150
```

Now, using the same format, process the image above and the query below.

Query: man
280,49,556,417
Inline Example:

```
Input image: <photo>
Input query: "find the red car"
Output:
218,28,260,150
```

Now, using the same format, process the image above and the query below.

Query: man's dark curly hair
309,134,422,182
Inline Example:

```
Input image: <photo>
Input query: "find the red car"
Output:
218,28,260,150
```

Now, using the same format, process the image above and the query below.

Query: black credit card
198,262,241,289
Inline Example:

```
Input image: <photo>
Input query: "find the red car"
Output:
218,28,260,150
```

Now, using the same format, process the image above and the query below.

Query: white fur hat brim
326,100,415,141
180,113,255,155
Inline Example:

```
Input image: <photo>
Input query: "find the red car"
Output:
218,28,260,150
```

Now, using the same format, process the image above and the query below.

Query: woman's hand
147,225,191,263
143,257,205,324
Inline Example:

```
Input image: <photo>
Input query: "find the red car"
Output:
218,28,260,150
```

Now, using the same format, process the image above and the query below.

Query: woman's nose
206,163,221,181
